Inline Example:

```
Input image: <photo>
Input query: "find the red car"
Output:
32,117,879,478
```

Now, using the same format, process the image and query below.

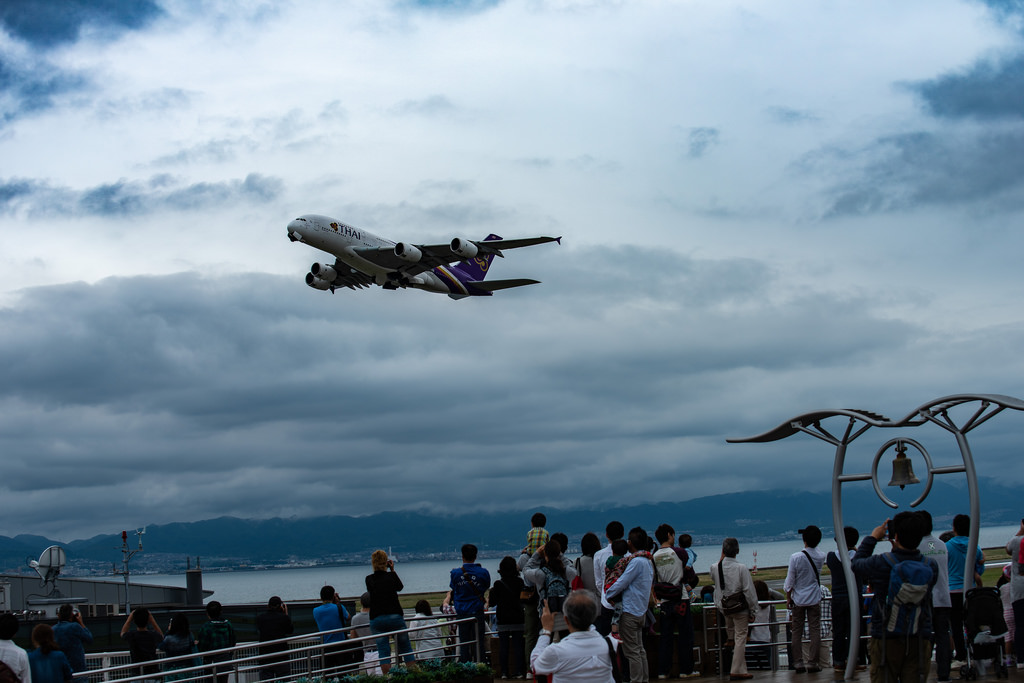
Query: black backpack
0,660,20,683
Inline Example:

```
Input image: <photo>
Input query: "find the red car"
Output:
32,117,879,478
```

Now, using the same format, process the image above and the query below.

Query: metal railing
697,595,866,676
77,613,486,683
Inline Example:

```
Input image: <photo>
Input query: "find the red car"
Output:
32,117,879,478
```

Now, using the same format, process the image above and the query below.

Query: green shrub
297,658,493,683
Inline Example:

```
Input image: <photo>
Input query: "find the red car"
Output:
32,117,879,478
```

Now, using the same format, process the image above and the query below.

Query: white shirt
920,533,951,607
0,639,31,683
593,542,613,609
784,546,826,606
653,546,684,586
530,627,615,683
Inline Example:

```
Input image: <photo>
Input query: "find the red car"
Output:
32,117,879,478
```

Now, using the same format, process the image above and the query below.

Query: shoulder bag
718,562,749,615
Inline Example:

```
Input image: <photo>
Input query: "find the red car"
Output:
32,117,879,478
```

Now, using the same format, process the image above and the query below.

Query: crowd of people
1,511,1021,683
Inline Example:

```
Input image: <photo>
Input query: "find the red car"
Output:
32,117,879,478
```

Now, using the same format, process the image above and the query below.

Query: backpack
0,660,18,683
882,552,934,636
541,566,570,612
542,566,570,600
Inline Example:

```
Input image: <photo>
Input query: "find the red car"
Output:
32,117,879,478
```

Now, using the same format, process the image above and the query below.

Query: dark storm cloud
0,173,283,217
805,129,1024,216
0,0,163,49
911,54,1024,120
0,249,942,533
0,0,171,125
0,1,160,123
0,55,88,124
974,0,1024,25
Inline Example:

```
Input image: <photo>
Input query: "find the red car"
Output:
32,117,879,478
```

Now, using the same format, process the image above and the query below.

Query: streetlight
728,394,1024,681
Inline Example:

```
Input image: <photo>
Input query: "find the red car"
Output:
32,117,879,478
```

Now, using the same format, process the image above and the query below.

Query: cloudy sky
3,0,1024,541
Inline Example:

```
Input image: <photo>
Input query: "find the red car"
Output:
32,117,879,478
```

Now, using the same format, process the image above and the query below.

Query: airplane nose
287,219,304,242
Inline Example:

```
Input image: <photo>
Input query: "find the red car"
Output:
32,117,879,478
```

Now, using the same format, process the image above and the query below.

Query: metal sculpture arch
728,394,1024,681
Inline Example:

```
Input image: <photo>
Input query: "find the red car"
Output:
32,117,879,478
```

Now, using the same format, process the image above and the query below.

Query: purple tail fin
457,234,501,281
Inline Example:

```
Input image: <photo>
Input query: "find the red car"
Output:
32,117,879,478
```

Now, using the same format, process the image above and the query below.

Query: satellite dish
29,545,66,585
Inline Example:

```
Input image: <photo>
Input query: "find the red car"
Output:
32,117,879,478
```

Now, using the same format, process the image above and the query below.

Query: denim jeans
457,611,486,663
369,613,415,666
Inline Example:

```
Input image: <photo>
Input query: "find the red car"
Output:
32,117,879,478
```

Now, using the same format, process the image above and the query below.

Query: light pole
728,394,1024,681
114,528,145,613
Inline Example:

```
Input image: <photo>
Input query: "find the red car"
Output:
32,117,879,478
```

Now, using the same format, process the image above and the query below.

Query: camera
546,596,565,613
886,520,895,540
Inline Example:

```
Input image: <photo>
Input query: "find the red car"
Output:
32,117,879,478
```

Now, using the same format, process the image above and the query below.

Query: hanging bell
887,443,920,489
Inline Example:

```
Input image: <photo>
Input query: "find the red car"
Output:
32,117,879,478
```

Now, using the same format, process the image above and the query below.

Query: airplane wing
350,246,448,275
318,262,375,290
471,235,562,255
351,234,561,276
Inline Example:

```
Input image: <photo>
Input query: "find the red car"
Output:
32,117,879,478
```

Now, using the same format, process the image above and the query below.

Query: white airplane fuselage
287,214,452,292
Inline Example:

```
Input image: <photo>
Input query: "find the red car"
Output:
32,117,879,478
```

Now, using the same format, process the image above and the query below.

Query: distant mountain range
2,478,1020,574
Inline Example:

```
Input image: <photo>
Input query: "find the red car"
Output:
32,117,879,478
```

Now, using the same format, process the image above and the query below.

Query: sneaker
807,667,822,674
1017,663,1024,670
658,677,668,680
681,673,702,679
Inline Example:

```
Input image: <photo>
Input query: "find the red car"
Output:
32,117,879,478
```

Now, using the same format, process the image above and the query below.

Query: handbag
718,563,749,615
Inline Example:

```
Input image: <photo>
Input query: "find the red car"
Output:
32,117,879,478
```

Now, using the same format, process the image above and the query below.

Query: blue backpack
542,567,570,600
882,552,934,636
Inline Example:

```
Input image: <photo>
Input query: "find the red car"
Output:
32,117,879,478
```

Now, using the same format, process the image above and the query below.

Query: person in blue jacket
852,511,937,683
946,514,985,663
448,543,491,663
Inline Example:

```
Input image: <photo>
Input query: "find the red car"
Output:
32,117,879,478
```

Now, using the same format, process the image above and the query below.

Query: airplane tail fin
456,234,501,281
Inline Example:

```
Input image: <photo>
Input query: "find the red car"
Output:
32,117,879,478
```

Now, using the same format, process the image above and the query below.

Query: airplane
286,214,561,300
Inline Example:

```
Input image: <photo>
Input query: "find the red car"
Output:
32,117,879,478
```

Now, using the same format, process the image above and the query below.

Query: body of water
133,524,1021,605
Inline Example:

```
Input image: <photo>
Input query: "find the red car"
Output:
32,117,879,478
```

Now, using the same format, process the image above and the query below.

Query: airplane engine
394,243,422,262
305,272,333,290
450,237,478,259
310,263,338,281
